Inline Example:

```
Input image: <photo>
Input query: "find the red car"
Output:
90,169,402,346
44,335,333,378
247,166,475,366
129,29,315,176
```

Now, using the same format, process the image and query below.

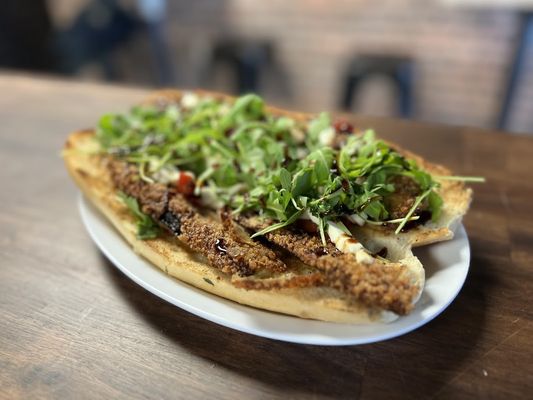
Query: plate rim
78,194,470,346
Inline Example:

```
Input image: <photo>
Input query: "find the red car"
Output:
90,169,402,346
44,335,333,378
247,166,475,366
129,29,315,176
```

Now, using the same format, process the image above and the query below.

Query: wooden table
1,74,531,400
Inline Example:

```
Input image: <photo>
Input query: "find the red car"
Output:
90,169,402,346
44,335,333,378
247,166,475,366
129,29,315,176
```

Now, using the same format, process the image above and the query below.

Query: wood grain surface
0,74,531,400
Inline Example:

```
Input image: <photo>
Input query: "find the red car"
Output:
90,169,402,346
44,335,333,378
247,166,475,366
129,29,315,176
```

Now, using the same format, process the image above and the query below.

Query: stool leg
238,58,259,93
146,21,175,85
341,77,358,111
101,53,118,81
396,64,413,118
497,12,533,130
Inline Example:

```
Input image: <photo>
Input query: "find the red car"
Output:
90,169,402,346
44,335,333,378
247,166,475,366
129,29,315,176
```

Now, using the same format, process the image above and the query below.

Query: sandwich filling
93,92,445,315
97,93,443,240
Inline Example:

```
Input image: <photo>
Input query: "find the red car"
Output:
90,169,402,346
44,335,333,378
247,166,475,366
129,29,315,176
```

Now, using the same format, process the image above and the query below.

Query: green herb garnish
117,192,160,239
203,277,215,286
435,176,486,182
98,94,468,241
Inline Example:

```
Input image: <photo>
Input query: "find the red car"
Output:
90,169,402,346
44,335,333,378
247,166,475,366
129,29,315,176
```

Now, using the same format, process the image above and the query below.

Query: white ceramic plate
78,194,470,346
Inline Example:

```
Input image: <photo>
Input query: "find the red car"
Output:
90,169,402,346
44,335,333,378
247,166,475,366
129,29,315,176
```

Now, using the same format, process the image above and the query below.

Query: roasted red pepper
176,172,195,196
333,119,354,134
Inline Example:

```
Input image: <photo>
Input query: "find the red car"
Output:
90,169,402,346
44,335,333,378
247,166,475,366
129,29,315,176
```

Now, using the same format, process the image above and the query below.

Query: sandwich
63,89,473,323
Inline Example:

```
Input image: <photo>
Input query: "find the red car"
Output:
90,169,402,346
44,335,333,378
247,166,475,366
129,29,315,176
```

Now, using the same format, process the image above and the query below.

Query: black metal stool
340,55,415,118
497,11,533,130
55,0,175,85
209,40,274,94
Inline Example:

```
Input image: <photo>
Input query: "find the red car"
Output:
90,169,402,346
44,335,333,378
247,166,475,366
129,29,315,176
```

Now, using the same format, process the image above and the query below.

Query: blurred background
1,0,533,133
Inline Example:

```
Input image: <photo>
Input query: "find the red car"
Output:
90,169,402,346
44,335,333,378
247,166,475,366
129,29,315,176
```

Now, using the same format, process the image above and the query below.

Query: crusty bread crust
61,89,471,324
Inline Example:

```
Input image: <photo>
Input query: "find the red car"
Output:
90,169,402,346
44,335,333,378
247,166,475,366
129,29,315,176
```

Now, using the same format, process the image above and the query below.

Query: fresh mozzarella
318,127,335,146
299,211,374,264
327,222,374,264
299,209,320,224
347,214,366,226
290,128,306,144
181,92,199,109
327,222,362,252
152,166,181,184
199,187,224,209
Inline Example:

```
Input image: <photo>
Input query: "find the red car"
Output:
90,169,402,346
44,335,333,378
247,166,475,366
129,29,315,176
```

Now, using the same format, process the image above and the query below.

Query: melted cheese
152,166,181,184
290,128,306,144
318,127,335,146
199,187,224,209
347,214,366,226
299,211,374,263
181,92,199,109
327,223,373,264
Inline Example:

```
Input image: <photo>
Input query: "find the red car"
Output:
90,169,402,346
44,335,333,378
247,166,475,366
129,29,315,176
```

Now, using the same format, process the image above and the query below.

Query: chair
55,0,174,84
208,39,275,94
340,54,415,118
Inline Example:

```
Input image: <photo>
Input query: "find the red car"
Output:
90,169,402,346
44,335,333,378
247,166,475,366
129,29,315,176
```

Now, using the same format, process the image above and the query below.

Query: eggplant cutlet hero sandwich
64,90,474,323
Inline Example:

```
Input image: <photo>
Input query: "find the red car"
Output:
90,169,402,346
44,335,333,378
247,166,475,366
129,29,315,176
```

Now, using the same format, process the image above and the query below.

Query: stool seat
340,54,415,118
210,39,274,94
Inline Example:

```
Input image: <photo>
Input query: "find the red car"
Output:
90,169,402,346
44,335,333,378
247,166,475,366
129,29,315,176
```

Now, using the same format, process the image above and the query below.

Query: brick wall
161,0,533,133
48,0,533,133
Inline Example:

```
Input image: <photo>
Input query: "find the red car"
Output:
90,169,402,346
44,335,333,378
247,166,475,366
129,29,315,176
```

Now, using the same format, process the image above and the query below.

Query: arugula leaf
435,175,486,183
118,192,160,239
291,169,313,198
306,148,334,182
250,208,305,238
364,200,389,221
428,190,444,222
394,186,434,234
279,168,292,191
306,112,330,149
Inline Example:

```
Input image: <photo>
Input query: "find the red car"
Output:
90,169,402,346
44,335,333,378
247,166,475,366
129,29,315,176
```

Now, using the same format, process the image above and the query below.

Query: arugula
117,192,160,239
97,93,458,241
